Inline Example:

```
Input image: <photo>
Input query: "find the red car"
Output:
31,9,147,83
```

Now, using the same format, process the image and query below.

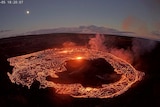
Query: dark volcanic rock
47,58,121,87
0,34,160,107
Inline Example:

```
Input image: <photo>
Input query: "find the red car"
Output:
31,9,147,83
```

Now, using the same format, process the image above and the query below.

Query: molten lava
76,56,83,60
7,47,144,98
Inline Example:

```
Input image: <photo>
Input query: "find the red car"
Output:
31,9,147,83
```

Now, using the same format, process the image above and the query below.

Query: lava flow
7,47,144,98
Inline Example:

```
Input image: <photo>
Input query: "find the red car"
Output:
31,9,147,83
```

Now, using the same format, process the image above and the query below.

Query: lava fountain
7,47,144,98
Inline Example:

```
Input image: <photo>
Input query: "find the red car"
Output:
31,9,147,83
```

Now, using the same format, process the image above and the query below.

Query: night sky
0,0,160,39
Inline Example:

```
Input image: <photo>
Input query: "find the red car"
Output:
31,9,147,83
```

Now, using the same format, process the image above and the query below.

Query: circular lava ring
7,47,144,98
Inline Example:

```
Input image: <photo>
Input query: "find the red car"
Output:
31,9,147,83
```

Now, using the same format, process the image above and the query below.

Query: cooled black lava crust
47,58,121,88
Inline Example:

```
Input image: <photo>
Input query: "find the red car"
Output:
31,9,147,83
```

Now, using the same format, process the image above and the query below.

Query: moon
26,10,30,14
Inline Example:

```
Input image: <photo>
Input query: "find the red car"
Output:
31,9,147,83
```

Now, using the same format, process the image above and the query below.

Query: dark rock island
47,58,121,88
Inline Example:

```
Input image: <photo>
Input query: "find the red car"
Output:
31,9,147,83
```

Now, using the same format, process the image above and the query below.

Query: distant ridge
25,25,134,36
1,25,159,41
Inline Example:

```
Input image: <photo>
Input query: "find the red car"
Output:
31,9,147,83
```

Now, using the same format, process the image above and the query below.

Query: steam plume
132,38,157,60
89,33,157,64
122,16,148,36
88,33,106,51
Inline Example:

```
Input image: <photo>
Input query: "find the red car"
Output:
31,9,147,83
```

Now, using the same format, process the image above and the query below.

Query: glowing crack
7,47,144,98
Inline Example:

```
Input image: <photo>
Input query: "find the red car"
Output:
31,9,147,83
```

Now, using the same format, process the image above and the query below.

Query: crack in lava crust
7,47,144,98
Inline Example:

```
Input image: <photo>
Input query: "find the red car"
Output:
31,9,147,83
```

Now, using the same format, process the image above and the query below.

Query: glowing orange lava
76,56,83,60
7,47,144,98
85,87,93,91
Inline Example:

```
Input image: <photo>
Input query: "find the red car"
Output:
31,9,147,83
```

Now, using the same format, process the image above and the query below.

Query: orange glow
85,87,92,91
59,49,73,54
76,56,83,60
8,47,144,98
61,50,68,53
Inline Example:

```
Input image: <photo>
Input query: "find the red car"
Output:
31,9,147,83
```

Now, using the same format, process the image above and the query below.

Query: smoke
122,16,135,31
122,16,149,36
88,33,157,64
88,33,134,63
61,33,157,65
132,38,157,60
110,48,133,63
88,33,106,51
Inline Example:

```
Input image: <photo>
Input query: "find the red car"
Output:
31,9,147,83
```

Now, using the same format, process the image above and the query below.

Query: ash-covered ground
0,33,160,107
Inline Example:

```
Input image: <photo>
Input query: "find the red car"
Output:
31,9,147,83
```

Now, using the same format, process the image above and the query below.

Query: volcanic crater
46,58,121,88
